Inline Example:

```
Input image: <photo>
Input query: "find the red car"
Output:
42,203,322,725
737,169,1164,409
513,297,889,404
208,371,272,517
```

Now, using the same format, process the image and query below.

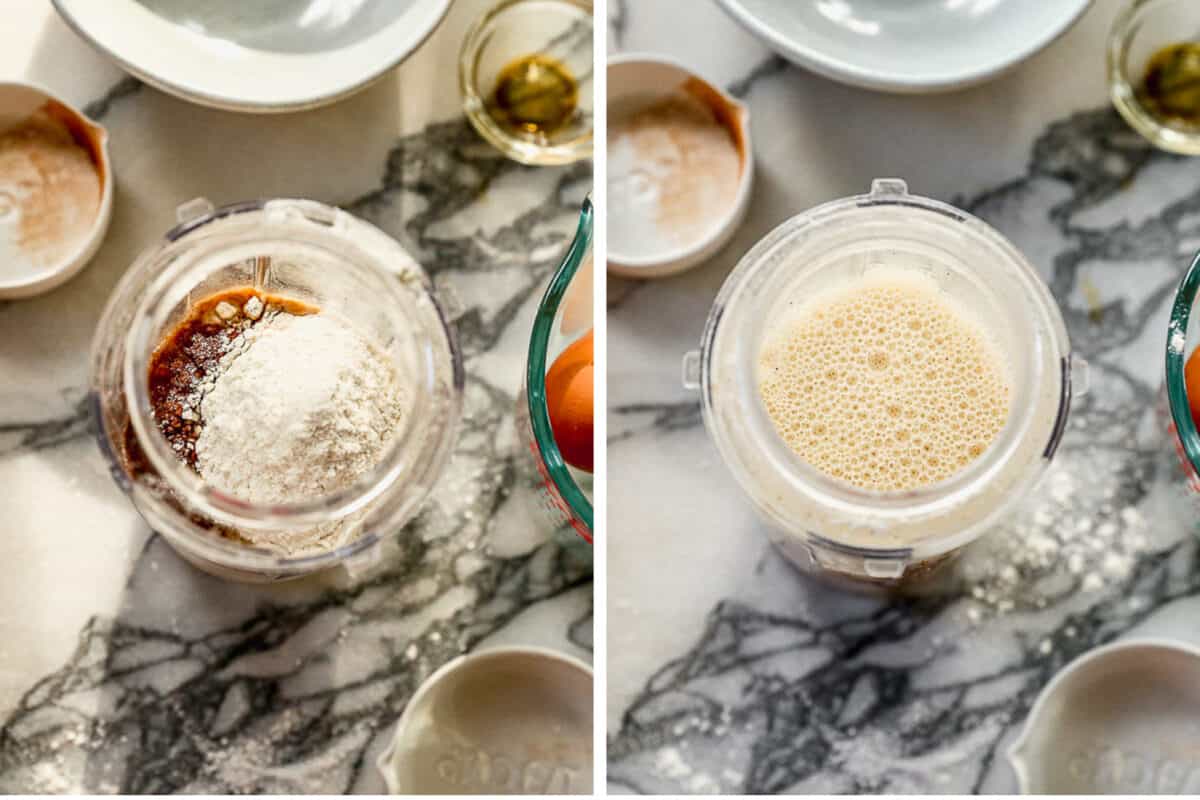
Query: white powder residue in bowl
0,109,101,278
195,311,406,555
608,87,741,259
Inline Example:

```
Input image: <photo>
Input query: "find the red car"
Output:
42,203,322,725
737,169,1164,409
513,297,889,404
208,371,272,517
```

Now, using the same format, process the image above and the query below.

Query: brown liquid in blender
120,287,318,542
122,288,316,473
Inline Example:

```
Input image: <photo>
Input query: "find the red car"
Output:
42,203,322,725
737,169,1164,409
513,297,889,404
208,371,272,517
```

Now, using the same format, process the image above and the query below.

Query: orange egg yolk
546,329,593,472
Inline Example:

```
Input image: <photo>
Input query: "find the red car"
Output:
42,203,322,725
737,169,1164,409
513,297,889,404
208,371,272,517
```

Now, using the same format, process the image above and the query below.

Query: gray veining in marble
0,2,592,793
607,0,1200,794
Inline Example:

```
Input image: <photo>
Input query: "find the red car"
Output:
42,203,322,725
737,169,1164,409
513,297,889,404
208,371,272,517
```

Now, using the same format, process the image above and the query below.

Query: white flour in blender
194,311,406,555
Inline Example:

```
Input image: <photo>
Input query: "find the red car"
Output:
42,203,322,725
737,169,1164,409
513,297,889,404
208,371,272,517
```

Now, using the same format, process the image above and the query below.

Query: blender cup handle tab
1070,354,1090,397
869,178,909,199
682,350,702,391
341,540,384,580
175,197,215,224
863,557,907,580
433,276,468,323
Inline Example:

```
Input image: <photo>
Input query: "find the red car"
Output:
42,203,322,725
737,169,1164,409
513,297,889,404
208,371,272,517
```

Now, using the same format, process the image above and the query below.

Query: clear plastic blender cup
90,198,463,583
515,197,593,542
684,179,1085,587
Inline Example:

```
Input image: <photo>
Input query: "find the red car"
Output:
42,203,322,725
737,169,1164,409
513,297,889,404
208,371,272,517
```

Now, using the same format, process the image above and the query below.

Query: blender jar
90,198,463,582
516,197,593,541
685,179,1084,586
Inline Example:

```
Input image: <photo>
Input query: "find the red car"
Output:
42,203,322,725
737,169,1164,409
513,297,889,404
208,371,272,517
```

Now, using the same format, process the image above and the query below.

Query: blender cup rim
700,182,1072,540
112,198,463,556
1166,248,1200,473
526,196,594,535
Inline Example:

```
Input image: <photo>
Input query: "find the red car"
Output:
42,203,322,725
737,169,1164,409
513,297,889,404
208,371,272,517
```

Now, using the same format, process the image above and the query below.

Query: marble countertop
0,1,592,793
607,0,1200,794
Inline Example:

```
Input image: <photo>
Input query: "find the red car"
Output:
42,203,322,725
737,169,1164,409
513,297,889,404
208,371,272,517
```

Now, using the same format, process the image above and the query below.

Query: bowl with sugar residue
607,54,753,278
0,81,113,299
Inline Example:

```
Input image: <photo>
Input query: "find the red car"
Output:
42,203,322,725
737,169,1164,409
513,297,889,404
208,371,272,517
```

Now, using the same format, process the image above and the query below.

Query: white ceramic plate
715,0,1093,93
51,0,452,112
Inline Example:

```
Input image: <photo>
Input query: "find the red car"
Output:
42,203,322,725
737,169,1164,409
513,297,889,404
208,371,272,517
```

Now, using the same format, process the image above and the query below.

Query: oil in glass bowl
489,53,579,139
1138,42,1200,130
1108,0,1200,155
458,0,592,165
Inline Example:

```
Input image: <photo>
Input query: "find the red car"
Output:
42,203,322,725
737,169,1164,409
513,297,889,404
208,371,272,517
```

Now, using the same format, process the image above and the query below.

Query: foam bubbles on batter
756,269,1011,492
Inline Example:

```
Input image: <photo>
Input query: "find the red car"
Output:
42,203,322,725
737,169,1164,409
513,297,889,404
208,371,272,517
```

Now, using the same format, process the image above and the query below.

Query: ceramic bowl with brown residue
607,54,753,279
0,81,113,300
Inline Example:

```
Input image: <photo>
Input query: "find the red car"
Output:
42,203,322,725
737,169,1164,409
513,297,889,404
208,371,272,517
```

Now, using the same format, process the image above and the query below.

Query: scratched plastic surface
1010,641,1200,794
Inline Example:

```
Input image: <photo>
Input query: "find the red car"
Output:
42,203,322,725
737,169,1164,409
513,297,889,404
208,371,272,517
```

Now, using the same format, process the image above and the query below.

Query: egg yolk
545,329,593,472
1186,346,1200,424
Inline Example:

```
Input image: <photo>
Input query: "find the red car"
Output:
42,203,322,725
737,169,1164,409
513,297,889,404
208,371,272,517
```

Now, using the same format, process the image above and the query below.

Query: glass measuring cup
515,197,593,541
1165,249,1200,494
90,198,463,582
684,179,1085,587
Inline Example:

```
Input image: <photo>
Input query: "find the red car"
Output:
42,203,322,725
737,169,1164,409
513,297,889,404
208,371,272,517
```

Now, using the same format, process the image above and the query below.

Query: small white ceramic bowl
0,82,113,300
607,54,753,279
376,646,593,794
715,0,1093,94
51,0,452,112
1009,638,1200,794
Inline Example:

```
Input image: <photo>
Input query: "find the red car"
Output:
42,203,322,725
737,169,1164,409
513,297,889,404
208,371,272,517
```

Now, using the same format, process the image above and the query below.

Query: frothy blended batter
757,268,1011,492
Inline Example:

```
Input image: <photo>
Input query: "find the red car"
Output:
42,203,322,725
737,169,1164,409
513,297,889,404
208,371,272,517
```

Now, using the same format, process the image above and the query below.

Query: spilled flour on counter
195,311,406,554
957,463,1151,621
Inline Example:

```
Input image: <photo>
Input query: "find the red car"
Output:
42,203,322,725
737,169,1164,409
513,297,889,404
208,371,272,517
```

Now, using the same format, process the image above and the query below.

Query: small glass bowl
458,0,593,166
1108,0,1200,155
1165,249,1200,493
